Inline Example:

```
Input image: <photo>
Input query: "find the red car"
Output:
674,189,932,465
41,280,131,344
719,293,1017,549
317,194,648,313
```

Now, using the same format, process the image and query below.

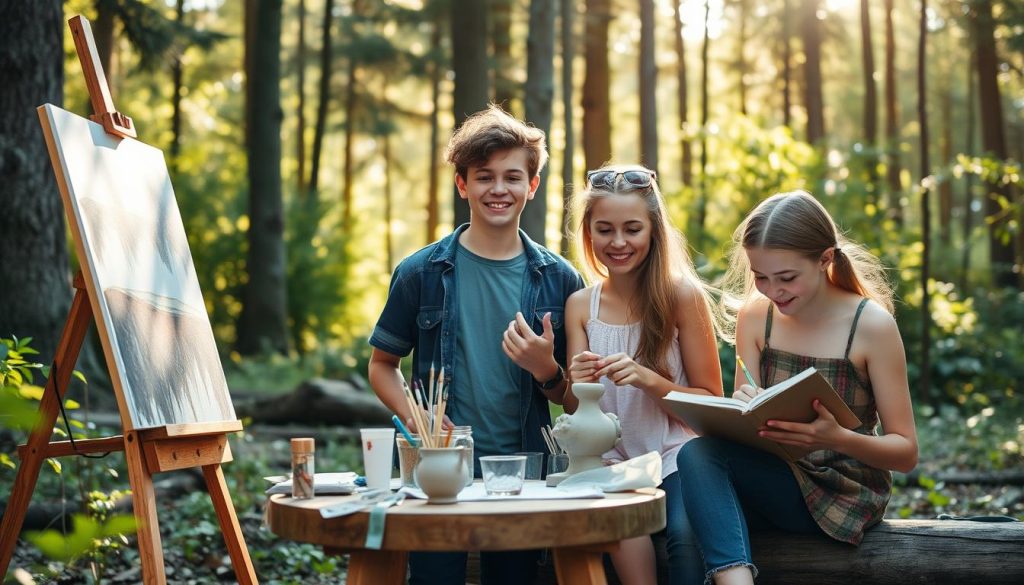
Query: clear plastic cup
480,455,527,496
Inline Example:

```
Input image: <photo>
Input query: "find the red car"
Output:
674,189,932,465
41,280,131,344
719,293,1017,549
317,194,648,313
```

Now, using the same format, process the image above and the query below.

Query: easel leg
202,463,258,584
0,284,92,577
124,431,166,585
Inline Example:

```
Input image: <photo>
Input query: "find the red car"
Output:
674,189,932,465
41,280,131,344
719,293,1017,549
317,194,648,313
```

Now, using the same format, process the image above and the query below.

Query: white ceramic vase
414,447,468,504
547,382,621,486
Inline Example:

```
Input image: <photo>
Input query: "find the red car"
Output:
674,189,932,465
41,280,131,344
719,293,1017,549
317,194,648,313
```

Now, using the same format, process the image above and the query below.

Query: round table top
266,483,666,552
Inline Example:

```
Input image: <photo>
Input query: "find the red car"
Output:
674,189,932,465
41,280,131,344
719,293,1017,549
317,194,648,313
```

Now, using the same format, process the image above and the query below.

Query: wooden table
266,483,666,585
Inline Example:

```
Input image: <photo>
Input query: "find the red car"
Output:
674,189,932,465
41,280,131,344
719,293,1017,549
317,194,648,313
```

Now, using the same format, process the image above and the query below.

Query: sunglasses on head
586,169,657,190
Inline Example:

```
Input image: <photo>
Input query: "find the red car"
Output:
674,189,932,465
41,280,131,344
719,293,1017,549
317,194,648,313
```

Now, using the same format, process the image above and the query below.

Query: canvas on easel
39,103,235,431
0,15,256,585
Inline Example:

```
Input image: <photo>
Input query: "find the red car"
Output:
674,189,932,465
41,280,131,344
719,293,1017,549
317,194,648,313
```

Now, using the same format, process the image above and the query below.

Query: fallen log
750,519,1024,585
464,519,1024,585
235,377,392,427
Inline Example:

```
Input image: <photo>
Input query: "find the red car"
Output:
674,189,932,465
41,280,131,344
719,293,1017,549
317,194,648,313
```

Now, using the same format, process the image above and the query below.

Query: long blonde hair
574,164,720,378
720,191,894,341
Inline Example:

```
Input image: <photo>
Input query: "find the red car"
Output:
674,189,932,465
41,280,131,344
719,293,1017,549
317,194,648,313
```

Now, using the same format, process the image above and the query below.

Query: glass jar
450,426,474,486
290,437,315,499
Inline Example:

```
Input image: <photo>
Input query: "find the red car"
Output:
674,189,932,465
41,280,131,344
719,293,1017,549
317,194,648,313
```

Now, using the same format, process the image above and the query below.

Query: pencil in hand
736,355,759,389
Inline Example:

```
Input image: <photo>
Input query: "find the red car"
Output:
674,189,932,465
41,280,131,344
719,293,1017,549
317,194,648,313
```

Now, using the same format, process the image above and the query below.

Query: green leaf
72,370,87,384
46,458,62,474
101,515,138,538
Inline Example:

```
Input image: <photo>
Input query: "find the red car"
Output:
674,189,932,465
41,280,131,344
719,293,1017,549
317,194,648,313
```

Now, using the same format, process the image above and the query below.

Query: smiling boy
368,105,584,585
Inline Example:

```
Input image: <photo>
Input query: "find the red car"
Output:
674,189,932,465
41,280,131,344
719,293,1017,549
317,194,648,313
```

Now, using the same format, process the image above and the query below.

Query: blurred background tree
0,0,1021,409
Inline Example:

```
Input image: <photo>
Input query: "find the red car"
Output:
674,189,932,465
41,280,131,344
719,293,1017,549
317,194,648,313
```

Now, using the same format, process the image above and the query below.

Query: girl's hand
758,400,848,452
733,383,760,403
594,352,652,388
569,351,602,382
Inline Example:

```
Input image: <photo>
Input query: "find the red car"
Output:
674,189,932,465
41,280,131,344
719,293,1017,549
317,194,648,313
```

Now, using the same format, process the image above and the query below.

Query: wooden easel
0,16,257,584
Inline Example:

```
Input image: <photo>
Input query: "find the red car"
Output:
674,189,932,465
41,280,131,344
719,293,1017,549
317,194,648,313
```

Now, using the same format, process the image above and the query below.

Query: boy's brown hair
444,104,548,179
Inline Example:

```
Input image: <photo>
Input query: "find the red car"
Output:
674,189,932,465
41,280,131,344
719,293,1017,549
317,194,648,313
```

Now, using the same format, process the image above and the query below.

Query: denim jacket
369,224,584,454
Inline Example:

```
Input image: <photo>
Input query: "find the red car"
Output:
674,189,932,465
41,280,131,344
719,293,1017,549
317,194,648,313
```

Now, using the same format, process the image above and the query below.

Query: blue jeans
660,471,705,585
408,549,540,585
676,437,824,582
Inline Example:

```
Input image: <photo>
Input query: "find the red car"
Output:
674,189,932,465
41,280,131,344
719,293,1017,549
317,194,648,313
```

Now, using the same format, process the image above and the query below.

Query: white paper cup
360,428,395,491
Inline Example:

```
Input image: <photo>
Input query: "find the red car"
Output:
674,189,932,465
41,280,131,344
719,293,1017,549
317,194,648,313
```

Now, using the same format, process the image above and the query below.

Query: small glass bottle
450,426,474,486
290,437,315,499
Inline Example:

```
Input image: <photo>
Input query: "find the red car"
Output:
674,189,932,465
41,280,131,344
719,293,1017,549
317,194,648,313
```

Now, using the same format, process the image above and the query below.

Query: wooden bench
467,519,1024,584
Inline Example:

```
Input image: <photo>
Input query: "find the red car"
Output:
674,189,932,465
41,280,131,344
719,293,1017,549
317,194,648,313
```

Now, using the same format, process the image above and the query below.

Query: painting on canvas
39,104,235,430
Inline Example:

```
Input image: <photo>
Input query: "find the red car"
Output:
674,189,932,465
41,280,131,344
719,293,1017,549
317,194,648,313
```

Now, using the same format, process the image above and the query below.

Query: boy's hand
569,351,602,382
502,311,557,381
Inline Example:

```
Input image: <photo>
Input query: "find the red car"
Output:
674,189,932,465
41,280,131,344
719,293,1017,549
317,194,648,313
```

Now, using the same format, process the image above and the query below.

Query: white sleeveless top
586,282,695,479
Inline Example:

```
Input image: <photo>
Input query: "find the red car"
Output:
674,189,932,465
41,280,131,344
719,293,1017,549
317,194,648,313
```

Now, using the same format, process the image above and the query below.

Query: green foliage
0,337,43,432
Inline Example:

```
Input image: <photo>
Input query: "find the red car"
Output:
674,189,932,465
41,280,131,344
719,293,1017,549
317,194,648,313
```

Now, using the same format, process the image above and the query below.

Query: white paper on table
555,451,662,492
400,480,605,501
265,472,359,495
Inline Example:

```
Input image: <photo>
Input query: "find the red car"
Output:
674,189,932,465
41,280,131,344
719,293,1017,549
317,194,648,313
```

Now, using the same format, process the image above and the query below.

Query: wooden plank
68,15,135,138
17,436,125,459
142,434,232,474
0,284,93,577
138,420,243,440
123,430,166,584
345,550,408,585
202,464,258,585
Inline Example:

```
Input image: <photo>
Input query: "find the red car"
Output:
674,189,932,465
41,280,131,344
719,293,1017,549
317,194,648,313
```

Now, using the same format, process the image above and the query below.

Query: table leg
553,543,617,585
345,549,409,585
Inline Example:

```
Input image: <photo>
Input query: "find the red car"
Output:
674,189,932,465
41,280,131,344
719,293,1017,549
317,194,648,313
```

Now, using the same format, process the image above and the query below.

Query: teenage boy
368,105,584,585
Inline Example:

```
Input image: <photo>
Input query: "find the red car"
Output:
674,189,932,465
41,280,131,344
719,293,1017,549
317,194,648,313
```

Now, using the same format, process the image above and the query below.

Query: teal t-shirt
449,243,527,459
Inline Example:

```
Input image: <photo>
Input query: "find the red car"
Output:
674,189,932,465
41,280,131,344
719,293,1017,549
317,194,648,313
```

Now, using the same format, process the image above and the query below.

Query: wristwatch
536,366,564,390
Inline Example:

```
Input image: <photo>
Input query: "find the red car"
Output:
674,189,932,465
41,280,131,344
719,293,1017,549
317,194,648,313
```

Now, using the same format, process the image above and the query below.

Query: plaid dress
761,298,892,545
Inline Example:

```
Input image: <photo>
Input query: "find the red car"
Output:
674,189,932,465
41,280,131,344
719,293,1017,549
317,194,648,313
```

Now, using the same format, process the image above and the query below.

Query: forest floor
4,402,1022,584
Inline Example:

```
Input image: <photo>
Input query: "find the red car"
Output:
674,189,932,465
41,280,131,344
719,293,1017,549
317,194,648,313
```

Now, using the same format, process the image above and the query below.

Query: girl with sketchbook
676,191,918,584
565,164,723,585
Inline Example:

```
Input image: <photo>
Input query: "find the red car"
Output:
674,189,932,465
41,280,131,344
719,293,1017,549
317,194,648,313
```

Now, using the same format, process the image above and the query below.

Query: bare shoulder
856,300,900,337
736,296,771,328
565,285,596,323
672,276,703,306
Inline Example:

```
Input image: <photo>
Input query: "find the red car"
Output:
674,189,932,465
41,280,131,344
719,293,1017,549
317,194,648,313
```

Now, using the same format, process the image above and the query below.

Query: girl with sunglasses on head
565,164,723,585
676,191,917,584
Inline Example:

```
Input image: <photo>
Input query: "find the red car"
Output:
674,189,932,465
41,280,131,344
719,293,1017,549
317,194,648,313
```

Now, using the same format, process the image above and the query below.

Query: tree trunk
341,53,357,233
426,10,443,245
451,0,489,227
0,0,70,364
523,0,555,246
559,0,576,257
781,0,792,128
800,0,825,145
170,0,185,169
859,0,878,205
582,0,612,177
939,85,953,246
237,0,289,355
736,0,748,116
384,129,394,272
970,0,1014,287
639,0,658,176
917,0,932,406
491,0,516,112
296,0,307,195
307,0,334,199
674,0,692,187
883,0,903,224
696,0,710,244
960,57,976,292
93,0,116,101
860,0,877,146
